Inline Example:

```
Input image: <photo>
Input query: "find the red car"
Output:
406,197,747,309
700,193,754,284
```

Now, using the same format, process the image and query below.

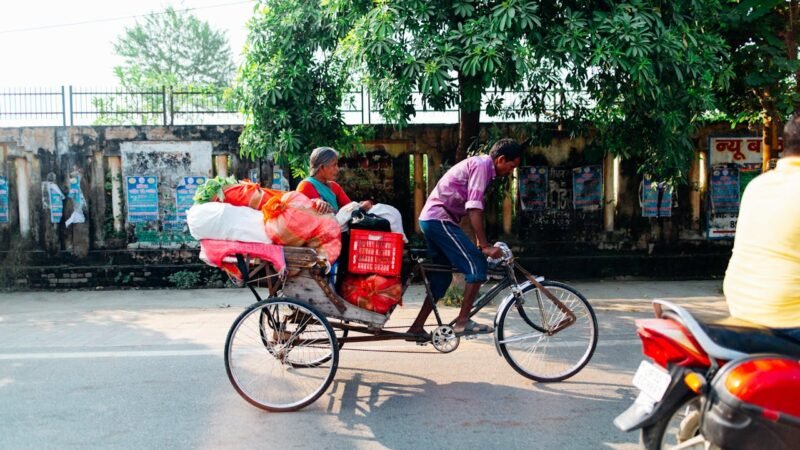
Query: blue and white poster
162,213,184,233
68,175,86,207
641,176,672,218
519,166,548,211
126,176,159,223
572,165,603,211
47,183,65,224
711,165,740,214
176,176,205,220
0,176,9,223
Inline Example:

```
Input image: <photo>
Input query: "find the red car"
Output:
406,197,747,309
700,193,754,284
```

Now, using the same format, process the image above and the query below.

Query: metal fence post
162,86,167,126
366,89,371,125
68,85,73,127
61,86,66,127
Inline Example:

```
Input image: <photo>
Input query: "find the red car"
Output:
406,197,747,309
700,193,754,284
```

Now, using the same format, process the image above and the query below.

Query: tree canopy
235,1,373,173
239,1,735,182
711,1,800,167
113,6,235,88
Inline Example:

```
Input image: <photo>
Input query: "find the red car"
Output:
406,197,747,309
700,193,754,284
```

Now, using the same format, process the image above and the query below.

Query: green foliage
113,6,234,87
168,270,202,289
114,271,133,285
95,6,236,125
338,0,731,183
235,0,372,167
441,285,464,307
713,1,800,126
240,1,734,182
192,175,238,203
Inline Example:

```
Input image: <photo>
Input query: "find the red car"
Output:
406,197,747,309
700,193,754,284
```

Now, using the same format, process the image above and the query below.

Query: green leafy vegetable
193,175,238,203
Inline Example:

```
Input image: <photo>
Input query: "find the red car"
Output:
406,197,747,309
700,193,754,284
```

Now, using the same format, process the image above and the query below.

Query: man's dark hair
489,138,523,161
784,113,800,157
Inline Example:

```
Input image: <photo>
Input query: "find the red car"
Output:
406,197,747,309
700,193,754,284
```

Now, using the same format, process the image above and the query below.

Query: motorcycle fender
492,280,535,356
614,366,693,432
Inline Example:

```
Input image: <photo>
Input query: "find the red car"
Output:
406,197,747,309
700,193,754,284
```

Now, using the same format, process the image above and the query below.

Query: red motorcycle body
701,355,800,450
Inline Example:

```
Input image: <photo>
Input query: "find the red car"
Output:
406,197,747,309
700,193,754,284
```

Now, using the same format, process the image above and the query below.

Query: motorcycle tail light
723,357,800,418
636,319,710,369
684,371,707,394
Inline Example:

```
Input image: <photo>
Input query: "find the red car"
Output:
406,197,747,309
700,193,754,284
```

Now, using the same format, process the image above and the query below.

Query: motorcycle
682,353,800,450
614,300,800,449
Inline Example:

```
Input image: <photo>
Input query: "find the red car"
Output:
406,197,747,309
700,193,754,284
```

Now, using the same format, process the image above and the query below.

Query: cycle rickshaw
208,234,598,412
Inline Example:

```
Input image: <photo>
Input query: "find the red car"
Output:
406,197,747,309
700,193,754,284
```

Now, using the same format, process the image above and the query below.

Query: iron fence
0,85,579,127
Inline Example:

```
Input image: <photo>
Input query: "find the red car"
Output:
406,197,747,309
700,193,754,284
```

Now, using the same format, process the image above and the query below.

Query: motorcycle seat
701,317,800,357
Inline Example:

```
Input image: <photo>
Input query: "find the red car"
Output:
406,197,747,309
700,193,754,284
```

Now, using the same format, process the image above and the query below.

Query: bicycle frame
402,255,576,336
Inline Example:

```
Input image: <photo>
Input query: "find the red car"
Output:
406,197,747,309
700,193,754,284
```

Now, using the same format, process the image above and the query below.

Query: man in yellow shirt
723,113,800,340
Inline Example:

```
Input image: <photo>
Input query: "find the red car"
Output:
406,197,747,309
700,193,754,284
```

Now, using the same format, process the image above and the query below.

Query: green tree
239,1,731,182
113,6,234,87
235,1,371,173
95,6,235,125
714,0,800,169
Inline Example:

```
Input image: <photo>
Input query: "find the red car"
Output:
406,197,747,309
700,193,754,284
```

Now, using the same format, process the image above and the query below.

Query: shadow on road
322,366,637,449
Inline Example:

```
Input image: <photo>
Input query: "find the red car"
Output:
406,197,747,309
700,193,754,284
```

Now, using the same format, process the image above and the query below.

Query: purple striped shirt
419,155,496,223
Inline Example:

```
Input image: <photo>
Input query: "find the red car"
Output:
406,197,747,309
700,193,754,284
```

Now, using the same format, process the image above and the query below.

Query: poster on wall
572,165,603,211
126,176,159,223
0,176,8,223
69,175,82,206
711,164,740,214
706,137,783,239
45,182,65,224
164,176,206,234
519,166,603,235
176,176,205,220
519,166,548,211
162,213,184,233
738,167,761,198
641,175,673,218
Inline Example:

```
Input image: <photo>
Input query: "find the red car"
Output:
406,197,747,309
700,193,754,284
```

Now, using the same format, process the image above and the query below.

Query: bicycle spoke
497,281,598,382
225,299,338,411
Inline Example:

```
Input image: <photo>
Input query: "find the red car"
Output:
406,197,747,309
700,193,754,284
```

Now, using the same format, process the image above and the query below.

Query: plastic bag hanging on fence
262,191,341,263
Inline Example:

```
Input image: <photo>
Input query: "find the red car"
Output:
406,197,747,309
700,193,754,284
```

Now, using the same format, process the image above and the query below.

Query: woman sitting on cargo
297,146,372,214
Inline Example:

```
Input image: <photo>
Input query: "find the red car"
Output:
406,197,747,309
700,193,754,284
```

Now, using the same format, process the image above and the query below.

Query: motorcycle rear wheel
641,395,704,450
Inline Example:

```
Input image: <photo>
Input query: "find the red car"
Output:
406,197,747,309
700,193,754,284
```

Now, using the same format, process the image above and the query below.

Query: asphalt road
0,280,727,450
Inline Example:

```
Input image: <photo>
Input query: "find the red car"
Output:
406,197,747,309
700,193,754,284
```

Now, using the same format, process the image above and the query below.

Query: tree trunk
789,1,799,94
763,113,781,172
456,72,481,162
760,86,780,172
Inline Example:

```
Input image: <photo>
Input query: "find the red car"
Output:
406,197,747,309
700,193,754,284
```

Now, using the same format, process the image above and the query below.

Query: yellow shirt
723,157,800,328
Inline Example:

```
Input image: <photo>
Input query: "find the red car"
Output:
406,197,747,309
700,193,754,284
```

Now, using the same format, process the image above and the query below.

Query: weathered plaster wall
0,123,733,267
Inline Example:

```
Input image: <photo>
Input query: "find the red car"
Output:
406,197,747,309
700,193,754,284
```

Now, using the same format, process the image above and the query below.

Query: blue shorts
419,219,488,300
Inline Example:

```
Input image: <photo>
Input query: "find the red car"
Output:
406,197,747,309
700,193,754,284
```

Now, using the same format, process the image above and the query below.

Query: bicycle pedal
415,341,428,347
464,335,479,340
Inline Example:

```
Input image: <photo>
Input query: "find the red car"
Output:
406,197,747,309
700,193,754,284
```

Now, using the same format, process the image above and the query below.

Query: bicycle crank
431,326,459,353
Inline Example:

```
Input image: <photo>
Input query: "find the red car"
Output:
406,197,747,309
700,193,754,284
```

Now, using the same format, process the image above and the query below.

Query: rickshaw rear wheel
225,297,338,412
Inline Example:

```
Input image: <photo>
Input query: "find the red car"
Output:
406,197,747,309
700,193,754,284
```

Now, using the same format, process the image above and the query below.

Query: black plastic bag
350,209,391,232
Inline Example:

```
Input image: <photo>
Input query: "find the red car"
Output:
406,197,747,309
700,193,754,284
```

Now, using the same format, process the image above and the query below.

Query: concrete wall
0,123,735,287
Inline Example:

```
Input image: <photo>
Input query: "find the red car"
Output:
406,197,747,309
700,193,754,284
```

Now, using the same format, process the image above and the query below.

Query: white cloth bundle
187,202,271,244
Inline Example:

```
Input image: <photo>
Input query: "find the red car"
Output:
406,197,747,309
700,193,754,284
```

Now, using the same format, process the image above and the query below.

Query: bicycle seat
700,317,800,357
